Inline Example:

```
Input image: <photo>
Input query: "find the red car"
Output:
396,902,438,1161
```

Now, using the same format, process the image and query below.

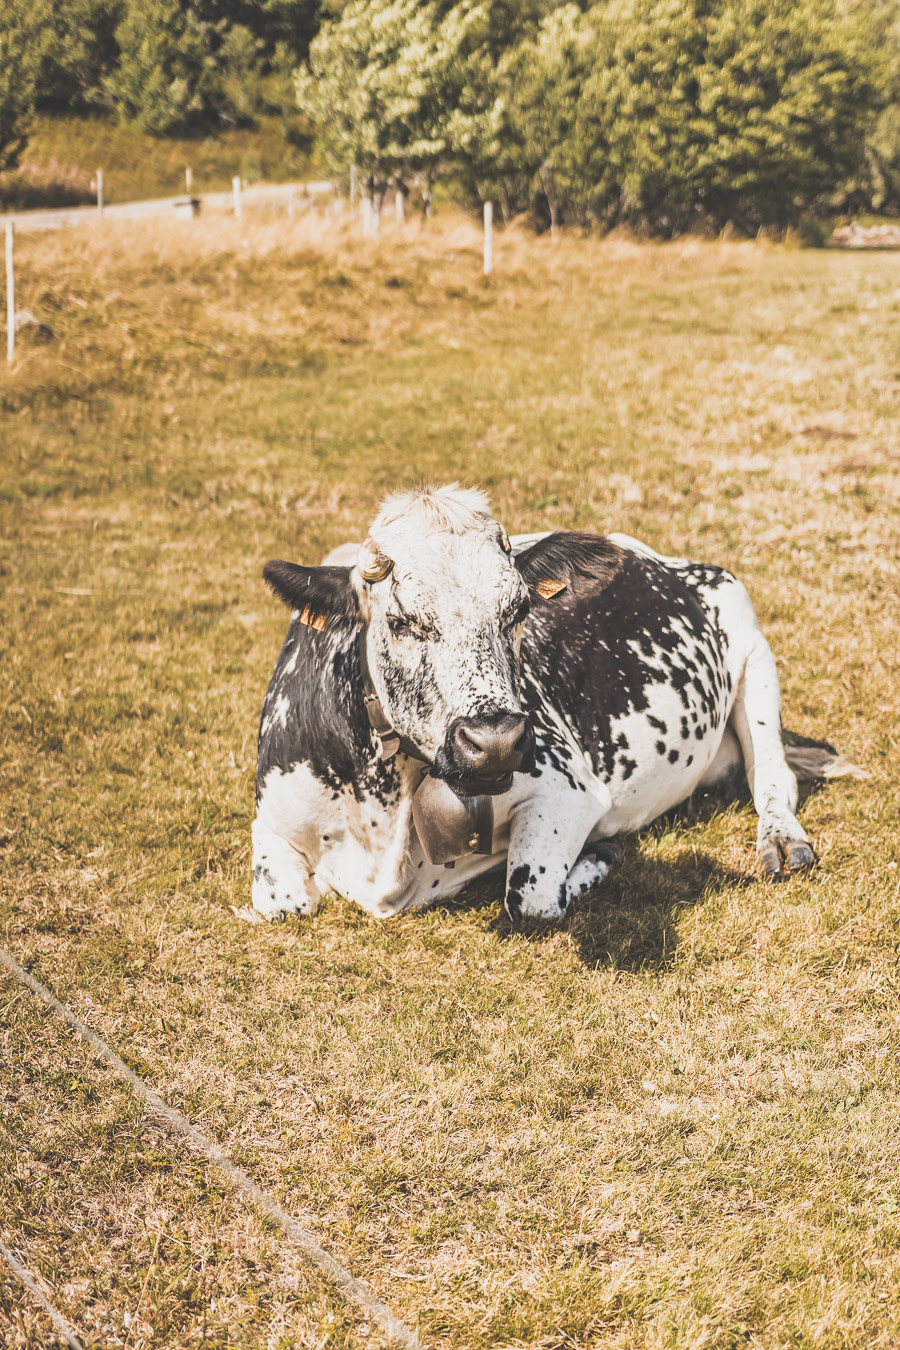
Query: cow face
264,488,545,785
358,507,534,784
263,487,591,787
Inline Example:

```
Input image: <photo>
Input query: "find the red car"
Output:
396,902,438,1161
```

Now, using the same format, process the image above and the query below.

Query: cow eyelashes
503,597,531,629
387,614,425,640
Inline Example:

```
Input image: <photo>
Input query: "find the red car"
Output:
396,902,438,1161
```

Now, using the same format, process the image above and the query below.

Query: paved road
2,179,333,233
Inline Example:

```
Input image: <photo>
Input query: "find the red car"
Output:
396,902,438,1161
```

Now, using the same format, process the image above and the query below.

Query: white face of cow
358,496,535,781
263,486,576,785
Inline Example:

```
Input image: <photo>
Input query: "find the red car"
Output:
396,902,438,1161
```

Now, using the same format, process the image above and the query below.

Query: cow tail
782,730,869,781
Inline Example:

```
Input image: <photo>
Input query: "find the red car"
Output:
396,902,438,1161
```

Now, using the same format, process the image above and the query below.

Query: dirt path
2,178,332,232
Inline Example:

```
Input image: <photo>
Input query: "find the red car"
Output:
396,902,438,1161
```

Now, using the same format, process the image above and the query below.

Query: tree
451,0,885,229
500,6,597,230
291,0,889,227
37,0,124,114
860,0,900,212
215,23,267,123
102,0,214,135
256,0,326,64
582,0,885,230
0,0,53,178
295,0,482,201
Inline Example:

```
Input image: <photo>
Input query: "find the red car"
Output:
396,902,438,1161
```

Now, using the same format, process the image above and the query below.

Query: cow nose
451,713,534,777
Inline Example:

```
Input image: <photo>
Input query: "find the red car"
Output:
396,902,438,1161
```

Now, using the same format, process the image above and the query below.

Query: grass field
1,209,899,1349
1,115,311,212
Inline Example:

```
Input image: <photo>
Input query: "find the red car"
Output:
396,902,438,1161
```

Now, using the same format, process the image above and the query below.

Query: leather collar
358,629,428,763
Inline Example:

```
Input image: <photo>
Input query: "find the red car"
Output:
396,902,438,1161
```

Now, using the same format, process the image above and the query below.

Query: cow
250,484,860,923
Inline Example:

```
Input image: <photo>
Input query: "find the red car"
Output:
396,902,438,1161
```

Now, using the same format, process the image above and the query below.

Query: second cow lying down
252,485,858,922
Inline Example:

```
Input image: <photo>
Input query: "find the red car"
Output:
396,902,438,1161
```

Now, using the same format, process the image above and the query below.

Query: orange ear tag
534,579,568,599
299,606,327,631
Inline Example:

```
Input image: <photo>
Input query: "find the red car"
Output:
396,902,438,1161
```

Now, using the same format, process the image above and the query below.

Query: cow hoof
784,839,817,872
757,837,817,878
254,902,315,922
250,888,317,921
251,861,319,920
758,842,783,877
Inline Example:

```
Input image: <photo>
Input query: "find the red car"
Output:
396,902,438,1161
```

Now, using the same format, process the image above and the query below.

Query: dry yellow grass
1,207,899,1348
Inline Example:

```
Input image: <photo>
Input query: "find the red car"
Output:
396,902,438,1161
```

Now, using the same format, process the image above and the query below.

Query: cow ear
514,532,624,599
263,562,362,631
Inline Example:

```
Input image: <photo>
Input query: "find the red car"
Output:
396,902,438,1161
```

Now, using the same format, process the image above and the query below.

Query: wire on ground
0,1236,85,1350
0,945,422,1350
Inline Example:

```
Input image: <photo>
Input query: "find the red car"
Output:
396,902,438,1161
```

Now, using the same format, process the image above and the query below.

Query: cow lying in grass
251,485,860,922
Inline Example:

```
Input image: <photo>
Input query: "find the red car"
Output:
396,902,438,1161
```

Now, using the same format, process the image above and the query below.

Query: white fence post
232,175,242,220
5,222,14,365
96,169,104,216
185,166,193,192
395,190,404,226
483,201,493,276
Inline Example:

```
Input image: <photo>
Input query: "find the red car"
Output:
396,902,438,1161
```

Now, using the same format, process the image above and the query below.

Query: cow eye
503,597,531,630
387,614,421,639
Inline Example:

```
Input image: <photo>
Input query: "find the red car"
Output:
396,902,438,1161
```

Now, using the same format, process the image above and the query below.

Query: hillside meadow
1,209,899,1349
2,115,311,212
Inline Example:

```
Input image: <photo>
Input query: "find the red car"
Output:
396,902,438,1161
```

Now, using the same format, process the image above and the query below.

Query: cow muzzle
437,712,535,790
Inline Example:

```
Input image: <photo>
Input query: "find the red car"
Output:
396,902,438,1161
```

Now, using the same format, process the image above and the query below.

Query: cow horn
357,537,393,582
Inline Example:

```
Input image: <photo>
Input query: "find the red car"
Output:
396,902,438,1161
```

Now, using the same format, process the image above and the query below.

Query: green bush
56,0,323,137
449,0,886,231
864,2,900,214
462,4,603,226
584,0,886,231
37,0,124,114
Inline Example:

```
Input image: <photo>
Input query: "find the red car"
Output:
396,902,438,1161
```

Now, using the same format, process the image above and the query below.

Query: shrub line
0,1236,85,1350
0,945,423,1350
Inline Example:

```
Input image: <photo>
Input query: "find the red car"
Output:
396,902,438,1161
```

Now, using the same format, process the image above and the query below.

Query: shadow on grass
484,841,751,972
564,845,750,971
434,770,835,969
443,840,750,972
442,784,769,970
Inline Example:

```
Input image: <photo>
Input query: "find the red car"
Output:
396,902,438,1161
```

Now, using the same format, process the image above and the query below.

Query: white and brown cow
251,485,857,922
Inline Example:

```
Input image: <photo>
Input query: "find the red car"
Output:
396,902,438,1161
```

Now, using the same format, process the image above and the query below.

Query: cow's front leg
503,781,611,921
250,825,320,920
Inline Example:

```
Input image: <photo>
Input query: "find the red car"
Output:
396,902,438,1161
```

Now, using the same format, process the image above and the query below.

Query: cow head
353,486,536,787
264,485,577,788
